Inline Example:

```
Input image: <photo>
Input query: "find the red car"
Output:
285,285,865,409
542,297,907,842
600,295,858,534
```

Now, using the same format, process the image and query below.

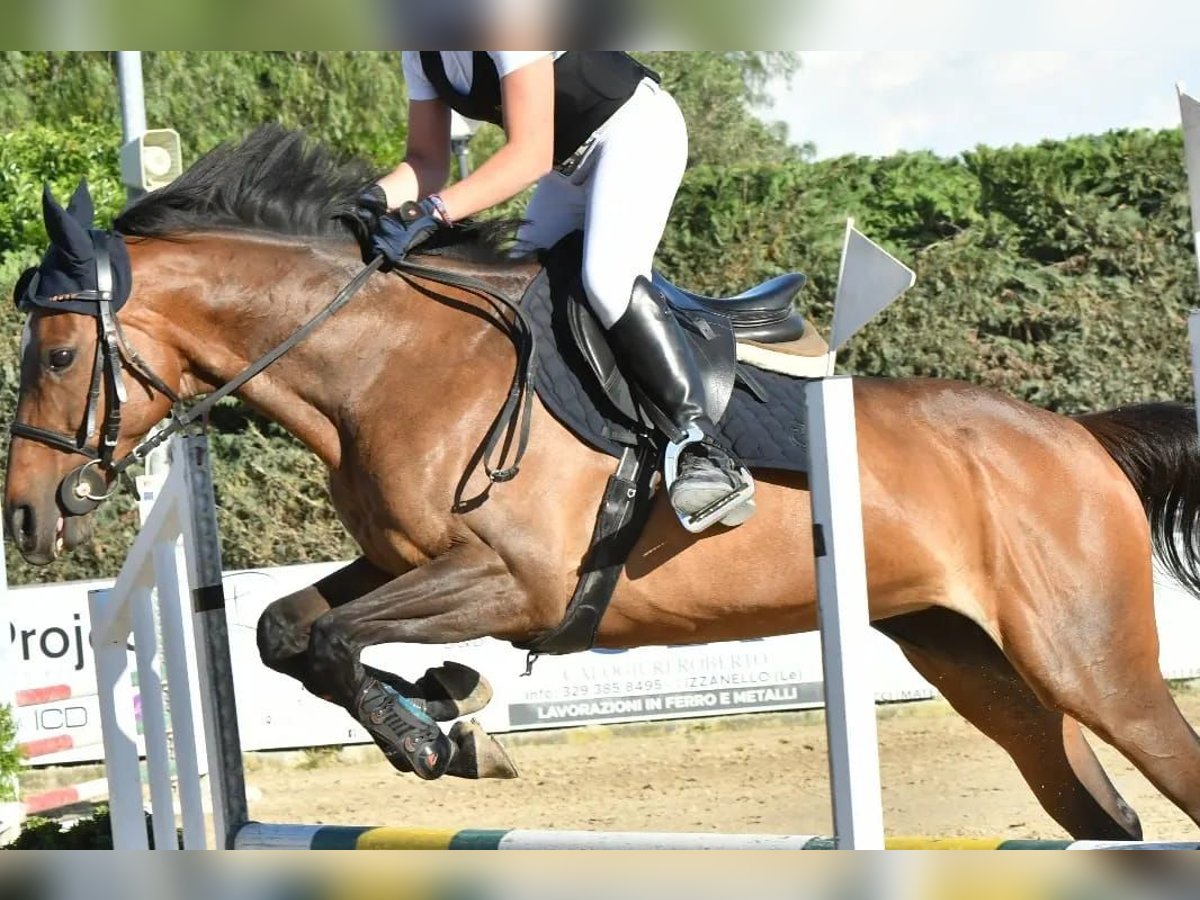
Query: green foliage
0,120,125,257
0,705,19,801
0,51,800,174
638,51,802,166
659,128,1196,415
0,51,409,166
2,807,168,849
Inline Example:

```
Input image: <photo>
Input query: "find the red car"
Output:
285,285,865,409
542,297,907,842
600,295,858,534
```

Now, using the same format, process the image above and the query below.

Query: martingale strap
394,259,539,483
517,442,657,662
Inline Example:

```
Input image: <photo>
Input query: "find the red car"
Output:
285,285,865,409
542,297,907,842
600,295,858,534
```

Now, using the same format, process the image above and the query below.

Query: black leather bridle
11,236,537,516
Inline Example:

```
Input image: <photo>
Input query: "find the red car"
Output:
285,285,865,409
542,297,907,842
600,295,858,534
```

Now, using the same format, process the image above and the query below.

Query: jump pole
803,219,915,849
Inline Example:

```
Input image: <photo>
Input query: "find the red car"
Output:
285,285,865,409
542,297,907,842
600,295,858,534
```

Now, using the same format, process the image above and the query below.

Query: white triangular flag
1179,83,1200,283
829,218,916,352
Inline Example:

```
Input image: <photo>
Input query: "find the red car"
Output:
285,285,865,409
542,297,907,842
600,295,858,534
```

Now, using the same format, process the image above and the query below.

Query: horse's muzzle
6,493,93,565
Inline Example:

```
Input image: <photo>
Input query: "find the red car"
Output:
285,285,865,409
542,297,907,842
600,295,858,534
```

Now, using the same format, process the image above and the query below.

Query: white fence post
806,220,914,849
89,587,147,850
130,583,177,851
1182,86,1200,439
804,377,885,849
152,538,208,848
90,433,248,849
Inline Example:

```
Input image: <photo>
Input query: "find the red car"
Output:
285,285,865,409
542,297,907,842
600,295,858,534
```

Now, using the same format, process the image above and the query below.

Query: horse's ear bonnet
14,180,133,314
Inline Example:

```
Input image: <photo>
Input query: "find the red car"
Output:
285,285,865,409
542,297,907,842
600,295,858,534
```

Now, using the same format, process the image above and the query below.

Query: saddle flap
566,288,737,429
566,298,643,425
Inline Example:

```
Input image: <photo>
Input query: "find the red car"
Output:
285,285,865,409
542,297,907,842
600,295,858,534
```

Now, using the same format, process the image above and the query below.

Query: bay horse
6,127,1200,839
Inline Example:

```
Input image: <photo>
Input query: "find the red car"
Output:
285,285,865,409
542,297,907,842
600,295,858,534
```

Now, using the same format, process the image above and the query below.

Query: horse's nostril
9,504,35,550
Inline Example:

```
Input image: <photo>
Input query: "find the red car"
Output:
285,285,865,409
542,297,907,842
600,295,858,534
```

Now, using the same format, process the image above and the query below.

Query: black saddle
651,271,808,344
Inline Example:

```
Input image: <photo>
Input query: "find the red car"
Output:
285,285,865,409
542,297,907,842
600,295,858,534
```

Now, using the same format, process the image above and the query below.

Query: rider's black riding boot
606,277,755,531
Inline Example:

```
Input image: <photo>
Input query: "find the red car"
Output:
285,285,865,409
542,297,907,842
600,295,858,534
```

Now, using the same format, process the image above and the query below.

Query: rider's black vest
418,52,659,164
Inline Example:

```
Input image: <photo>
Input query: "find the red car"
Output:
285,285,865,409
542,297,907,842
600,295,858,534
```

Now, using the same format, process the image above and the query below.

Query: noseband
11,235,538,517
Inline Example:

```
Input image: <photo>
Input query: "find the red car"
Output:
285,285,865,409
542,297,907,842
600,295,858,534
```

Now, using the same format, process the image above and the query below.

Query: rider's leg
607,279,755,527
513,169,585,256
581,79,754,529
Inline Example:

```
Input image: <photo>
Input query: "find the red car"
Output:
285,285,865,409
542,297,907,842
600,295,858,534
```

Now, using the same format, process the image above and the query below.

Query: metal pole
804,376,885,849
176,434,247,848
453,140,471,180
116,52,147,202
116,51,147,145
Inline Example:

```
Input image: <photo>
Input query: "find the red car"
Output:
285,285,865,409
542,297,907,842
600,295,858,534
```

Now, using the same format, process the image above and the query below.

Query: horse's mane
113,124,519,264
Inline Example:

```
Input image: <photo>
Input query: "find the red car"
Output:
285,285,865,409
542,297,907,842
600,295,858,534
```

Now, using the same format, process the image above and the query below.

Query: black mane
113,124,519,264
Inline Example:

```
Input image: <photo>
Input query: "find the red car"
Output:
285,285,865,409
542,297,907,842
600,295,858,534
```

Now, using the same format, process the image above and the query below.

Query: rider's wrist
427,194,454,227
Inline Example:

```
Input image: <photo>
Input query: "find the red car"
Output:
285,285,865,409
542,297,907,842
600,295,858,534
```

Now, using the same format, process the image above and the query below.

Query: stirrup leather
662,423,755,533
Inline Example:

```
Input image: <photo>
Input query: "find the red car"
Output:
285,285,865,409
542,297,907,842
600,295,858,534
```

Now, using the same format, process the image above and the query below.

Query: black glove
347,184,388,239
370,199,442,267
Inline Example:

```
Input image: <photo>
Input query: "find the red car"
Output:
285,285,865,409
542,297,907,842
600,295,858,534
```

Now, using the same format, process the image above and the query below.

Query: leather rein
10,244,538,515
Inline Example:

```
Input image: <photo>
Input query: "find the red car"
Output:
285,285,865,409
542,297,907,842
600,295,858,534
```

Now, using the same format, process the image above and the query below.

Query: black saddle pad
522,249,811,474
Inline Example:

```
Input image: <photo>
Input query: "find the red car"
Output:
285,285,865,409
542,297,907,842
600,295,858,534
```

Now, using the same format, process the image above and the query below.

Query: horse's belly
593,487,821,646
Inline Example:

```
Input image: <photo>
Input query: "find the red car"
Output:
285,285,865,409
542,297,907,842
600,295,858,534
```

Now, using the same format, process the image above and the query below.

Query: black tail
1076,403,1200,595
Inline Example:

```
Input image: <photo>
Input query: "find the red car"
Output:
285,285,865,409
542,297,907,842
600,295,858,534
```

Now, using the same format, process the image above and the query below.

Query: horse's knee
256,597,310,672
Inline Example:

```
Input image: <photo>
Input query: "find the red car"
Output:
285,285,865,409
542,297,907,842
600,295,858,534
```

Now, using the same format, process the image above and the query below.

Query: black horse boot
356,676,454,779
606,277,755,532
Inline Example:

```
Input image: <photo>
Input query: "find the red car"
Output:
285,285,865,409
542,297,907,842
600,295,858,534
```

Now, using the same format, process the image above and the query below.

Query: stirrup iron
662,423,755,533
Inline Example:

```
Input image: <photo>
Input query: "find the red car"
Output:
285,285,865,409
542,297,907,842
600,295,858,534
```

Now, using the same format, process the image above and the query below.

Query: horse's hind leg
999,575,1200,832
878,609,1143,840
255,556,493,720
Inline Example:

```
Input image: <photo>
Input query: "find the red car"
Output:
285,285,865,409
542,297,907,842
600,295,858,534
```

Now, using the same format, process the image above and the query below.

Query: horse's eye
48,348,75,371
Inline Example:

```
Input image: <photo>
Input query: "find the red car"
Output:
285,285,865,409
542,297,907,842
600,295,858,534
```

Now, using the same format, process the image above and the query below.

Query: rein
12,244,538,513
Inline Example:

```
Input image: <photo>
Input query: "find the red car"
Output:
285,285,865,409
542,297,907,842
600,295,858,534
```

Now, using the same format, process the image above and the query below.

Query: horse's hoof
445,719,519,779
419,661,494,721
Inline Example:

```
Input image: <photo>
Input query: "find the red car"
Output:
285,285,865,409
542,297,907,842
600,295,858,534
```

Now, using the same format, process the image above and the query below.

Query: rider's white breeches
514,77,689,329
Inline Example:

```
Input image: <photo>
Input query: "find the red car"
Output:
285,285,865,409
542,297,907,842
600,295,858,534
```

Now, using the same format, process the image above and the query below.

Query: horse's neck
157,234,532,471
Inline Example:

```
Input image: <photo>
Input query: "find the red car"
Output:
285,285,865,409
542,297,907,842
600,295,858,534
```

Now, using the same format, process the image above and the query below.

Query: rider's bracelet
427,194,454,227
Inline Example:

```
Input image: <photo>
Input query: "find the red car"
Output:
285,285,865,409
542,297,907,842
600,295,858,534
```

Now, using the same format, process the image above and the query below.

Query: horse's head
6,181,178,564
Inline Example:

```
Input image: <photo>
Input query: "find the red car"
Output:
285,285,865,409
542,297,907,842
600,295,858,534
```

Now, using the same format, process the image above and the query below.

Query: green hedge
661,128,1196,411
0,122,1196,585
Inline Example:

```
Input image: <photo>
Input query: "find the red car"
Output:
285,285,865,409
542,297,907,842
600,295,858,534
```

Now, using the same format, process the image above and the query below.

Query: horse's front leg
256,556,494,722
306,542,534,780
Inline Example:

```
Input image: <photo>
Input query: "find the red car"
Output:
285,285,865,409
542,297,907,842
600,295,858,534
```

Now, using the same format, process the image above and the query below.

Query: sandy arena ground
22,690,1200,841
239,690,1200,840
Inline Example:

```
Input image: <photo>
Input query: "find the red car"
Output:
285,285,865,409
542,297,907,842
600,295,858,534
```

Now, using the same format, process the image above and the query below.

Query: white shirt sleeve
487,51,555,79
402,51,439,102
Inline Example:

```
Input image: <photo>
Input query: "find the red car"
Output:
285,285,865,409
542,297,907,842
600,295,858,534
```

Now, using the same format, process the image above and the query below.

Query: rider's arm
376,99,452,208
433,56,555,223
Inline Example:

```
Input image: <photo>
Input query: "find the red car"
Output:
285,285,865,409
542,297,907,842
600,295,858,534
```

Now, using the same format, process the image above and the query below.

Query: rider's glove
370,199,442,267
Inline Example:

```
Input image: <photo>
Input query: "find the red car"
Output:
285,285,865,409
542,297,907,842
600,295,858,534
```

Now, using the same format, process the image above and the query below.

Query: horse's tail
1075,402,1200,595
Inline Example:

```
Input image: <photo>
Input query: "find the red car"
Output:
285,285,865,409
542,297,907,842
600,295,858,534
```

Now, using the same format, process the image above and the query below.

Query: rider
360,51,756,532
